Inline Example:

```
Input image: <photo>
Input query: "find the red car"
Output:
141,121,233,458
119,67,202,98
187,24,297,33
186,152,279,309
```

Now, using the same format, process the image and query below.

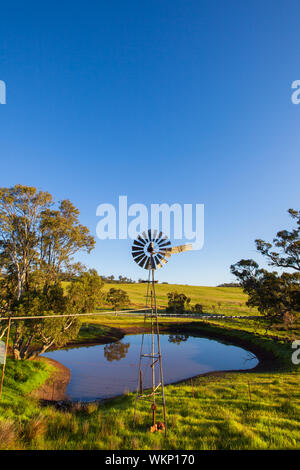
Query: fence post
0,317,12,401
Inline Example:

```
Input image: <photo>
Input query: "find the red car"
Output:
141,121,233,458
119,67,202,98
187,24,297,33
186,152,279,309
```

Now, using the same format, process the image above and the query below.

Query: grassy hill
102,283,257,316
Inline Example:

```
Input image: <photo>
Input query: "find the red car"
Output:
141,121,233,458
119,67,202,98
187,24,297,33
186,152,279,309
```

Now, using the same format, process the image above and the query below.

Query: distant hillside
102,282,257,316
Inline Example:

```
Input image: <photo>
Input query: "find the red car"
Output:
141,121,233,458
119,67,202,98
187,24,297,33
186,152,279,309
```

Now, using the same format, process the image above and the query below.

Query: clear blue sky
0,1,299,285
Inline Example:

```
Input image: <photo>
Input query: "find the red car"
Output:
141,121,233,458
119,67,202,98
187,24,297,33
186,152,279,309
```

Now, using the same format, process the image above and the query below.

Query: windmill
132,229,193,434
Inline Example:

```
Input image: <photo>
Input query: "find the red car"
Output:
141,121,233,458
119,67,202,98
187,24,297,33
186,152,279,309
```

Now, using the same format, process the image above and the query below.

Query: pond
43,333,258,401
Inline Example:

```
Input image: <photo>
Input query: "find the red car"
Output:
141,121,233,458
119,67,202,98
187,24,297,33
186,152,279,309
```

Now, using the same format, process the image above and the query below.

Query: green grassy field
1,367,298,450
0,313,299,450
101,283,257,316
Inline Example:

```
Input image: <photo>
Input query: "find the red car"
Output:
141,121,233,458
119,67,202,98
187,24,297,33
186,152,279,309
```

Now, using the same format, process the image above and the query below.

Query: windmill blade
132,246,144,253
155,253,165,267
137,255,148,268
155,252,168,264
141,231,150,242
158,239,171,248
154,231,163,242
132,250,144,259
131,250,146,257
169,244,193,254
151,229,158,241
159,248,172,258
153,254,161,264
133,239,146,248
158,234,169,242
154,252,168,263
133,253,146,264
137,234,147,245
132,251,145,257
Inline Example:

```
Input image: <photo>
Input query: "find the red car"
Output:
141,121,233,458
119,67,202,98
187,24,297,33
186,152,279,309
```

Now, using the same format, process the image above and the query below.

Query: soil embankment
32,357,71,401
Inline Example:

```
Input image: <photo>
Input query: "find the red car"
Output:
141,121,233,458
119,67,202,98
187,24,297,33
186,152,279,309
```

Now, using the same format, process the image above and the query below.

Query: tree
230,209,300,322
12,283,81,359
38,199,95,287
217,283,240,287
166,292,191,313
192,303,203,314
0,185,53,300
104,341,130,361
9,270,103,360
168,334,189,345
255,209,300,271
106,288,130,313
67,269,103,313
231,260,300,320
0,185,97,359
0,186,95,299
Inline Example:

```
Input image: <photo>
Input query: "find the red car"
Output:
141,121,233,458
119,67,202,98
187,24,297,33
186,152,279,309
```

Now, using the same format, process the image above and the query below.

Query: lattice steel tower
132,230,192,435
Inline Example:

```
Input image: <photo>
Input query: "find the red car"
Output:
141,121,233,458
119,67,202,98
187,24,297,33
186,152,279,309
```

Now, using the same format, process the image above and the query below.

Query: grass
0,358,54,449
68,323,122,345
0,282,298,450
101,282,257,315
0,356,299,449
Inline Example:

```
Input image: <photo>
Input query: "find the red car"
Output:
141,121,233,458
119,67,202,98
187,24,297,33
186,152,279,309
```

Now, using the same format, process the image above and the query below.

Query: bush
192,304,203,314
166,292,191,313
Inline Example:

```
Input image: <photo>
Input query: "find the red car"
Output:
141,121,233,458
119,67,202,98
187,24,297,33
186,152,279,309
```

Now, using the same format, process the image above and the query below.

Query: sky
0,1,299,286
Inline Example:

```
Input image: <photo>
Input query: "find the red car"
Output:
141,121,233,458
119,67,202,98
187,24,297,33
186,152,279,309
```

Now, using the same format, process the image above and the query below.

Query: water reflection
104,341,130,362
168,334,189,345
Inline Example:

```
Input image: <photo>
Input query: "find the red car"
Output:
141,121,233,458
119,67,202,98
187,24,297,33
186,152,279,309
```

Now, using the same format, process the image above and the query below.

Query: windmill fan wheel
131,230,171,270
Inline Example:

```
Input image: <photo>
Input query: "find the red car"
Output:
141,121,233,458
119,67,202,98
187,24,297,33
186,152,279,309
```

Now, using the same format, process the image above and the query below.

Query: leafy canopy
231,209,300,320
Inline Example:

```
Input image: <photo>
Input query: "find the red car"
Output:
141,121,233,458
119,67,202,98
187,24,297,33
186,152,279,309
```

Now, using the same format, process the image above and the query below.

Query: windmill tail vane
132,230,192,435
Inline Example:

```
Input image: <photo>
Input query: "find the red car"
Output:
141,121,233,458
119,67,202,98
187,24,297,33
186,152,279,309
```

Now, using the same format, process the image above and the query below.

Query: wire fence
0,307,152,321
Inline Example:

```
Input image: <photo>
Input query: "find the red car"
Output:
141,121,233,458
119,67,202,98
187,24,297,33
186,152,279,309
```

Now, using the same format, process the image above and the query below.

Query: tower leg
134,262,167,436
133,314,146,425
152,269,167,437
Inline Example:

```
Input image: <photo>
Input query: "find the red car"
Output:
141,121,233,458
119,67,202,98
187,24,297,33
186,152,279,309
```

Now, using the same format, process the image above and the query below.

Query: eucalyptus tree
106,288,130,313
0,184,97,359
231,209,300,321
0,185,53,300
255,209,300,272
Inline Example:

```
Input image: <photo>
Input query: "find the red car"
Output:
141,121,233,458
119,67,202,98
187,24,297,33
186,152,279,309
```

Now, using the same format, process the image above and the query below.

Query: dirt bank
32,357,71,401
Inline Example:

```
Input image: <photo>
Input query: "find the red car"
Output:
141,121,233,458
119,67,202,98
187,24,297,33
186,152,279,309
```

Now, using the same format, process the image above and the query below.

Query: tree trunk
26,339,56,360
13,348,21,360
